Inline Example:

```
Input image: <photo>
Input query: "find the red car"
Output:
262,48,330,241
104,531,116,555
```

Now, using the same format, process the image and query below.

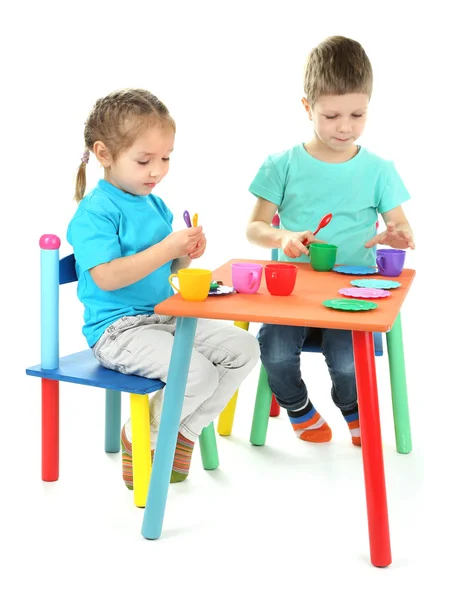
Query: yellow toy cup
168,268,212,301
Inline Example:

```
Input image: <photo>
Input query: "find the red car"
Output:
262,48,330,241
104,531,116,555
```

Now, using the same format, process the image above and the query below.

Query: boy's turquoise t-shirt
67,179,174,347
249,144,410,266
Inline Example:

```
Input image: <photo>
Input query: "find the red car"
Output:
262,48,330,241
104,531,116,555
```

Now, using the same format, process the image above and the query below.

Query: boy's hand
164,227,204,259
365,221,415,250
188,233,207,259
280,230,322,259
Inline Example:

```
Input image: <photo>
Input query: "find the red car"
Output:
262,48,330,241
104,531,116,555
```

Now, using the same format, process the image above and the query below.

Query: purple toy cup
376,249,406,277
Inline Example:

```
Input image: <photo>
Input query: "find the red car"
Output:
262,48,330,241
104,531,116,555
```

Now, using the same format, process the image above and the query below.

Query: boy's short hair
304,36,373,105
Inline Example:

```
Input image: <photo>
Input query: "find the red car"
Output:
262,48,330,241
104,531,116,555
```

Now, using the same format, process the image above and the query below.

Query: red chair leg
42,378,59,481
270,394,281,417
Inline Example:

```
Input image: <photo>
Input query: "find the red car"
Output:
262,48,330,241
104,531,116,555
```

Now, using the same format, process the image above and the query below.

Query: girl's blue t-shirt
67,179,173,347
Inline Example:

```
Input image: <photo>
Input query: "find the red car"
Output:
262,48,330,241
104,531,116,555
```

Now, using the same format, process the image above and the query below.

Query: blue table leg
141,316,197,540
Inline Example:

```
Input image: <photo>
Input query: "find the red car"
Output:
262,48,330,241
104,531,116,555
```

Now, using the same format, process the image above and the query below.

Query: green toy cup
309,243,338,271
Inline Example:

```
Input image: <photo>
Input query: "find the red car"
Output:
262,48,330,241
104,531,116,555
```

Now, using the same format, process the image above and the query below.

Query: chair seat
302,331,383,356
26,349,164,394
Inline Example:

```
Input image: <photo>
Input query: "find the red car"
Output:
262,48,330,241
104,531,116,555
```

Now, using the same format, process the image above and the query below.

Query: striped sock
121,426,195,489
121,425,150,490
288,399,332,443
341,406,361,446
171,432,195,482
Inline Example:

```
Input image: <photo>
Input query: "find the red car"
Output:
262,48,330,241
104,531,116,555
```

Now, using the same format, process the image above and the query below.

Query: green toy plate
323,298,378,311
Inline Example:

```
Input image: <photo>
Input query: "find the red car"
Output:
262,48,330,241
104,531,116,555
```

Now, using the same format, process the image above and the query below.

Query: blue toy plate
333,265,377,275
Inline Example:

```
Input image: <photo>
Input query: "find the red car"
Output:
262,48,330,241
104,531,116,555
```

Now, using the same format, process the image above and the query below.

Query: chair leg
199,422,220,470
130,393,152,508
217,392,239,436
105,390,122,453
270,394,281,417
42,378,59,482
217,321,250,435
386,312,412,454
250,363,272,446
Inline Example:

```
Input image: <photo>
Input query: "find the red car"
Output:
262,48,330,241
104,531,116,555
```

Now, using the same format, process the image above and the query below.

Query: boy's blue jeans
257,324,358,412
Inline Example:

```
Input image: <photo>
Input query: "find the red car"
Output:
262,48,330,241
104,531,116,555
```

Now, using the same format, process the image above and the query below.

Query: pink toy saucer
338,287,391,299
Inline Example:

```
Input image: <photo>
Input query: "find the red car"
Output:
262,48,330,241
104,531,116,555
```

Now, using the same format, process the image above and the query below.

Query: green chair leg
250,363,273,446
386,312,412,454
105,389,121,453
199,422,219,470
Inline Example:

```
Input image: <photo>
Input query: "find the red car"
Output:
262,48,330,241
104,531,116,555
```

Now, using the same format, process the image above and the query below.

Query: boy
246,36,415,445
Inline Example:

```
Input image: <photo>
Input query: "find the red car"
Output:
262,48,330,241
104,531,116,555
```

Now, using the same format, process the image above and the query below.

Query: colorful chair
218,217,411,455
26,235,219,510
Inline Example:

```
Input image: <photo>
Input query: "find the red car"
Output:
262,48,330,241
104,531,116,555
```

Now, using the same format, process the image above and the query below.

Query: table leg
141,317,197,540
386,312,412,454
352,331,391,567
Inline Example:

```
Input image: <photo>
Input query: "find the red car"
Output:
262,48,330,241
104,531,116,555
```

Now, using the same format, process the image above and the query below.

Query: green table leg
250,363,273,446
199,422,219,470
386,312,412,454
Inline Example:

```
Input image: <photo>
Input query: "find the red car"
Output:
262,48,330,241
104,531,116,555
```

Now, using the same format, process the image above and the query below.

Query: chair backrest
59,254,77,285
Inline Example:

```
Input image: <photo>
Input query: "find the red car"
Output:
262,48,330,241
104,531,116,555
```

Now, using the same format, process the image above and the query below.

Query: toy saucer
333,265,377,275
323,298,378,311
349,279,401,290
338,287,390,299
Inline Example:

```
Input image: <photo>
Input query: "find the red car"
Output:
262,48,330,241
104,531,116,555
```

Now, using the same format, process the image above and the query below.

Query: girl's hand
164,227,203,259
188,233,207,259
365,221,415,250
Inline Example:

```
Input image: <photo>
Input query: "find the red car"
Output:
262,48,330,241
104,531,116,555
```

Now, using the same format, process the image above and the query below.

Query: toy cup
309,243,338,272
376,249,406,277
169,268,212,301
231,263,263,294
265,263,297,296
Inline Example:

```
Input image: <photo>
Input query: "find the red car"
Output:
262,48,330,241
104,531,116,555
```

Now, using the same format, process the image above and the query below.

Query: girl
68,88,259,487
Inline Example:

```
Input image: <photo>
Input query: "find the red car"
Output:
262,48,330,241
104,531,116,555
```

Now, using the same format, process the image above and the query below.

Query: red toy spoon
313,213,332,236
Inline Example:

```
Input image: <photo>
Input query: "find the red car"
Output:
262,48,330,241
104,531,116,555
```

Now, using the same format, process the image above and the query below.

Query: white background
1,1,452,597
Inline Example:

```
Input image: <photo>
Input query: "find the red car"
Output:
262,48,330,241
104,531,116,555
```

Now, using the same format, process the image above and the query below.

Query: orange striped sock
341,406,361,446
288,400,332,443
121,426,195,489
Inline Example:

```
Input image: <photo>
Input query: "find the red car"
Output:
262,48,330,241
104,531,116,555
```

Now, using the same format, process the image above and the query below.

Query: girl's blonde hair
304,36,373,106
74,88,176,202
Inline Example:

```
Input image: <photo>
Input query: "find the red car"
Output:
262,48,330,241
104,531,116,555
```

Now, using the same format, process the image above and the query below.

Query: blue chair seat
26,349,164,395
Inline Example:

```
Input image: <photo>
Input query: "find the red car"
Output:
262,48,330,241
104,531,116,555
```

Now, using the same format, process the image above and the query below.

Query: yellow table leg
217,321,250,436
130,393,151,508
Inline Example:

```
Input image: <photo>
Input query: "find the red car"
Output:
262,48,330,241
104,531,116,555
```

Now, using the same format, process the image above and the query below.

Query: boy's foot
288,400,332,443
341,406,361,446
